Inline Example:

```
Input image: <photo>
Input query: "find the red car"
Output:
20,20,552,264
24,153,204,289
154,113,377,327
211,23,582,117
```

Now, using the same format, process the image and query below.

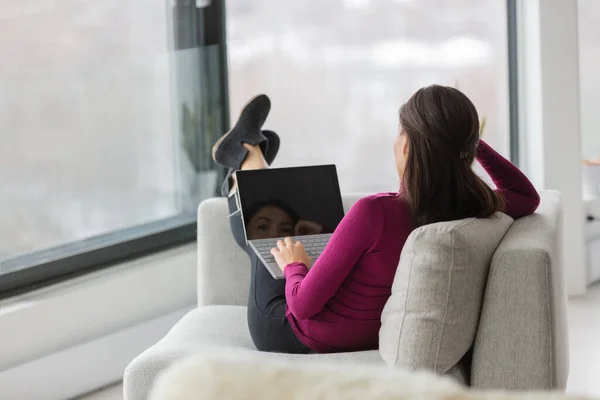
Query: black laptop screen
236,165,345,241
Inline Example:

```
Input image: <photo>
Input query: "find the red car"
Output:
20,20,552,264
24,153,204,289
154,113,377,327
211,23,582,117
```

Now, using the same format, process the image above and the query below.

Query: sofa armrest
197,198,250,307
471,191,568,390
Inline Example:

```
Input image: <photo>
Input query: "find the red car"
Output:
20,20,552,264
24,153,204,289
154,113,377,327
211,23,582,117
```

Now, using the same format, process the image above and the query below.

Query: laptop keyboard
251,234,333,265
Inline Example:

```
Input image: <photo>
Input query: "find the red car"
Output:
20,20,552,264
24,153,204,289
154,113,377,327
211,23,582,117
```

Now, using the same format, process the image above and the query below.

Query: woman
213,86,540,354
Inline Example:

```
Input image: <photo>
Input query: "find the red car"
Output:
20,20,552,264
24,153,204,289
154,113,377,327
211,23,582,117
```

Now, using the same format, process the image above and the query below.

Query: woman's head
395,85,502,226
244,199,299,240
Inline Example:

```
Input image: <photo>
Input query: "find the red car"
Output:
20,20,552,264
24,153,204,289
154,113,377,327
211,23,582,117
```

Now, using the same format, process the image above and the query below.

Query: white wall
518,0,587,296
0,244,197,399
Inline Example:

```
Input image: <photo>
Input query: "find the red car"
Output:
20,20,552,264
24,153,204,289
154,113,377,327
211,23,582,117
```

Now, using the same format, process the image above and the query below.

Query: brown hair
399,85,503,226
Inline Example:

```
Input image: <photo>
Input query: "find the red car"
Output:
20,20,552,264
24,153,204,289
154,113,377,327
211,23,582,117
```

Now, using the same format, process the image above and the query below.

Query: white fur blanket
149,350,586,400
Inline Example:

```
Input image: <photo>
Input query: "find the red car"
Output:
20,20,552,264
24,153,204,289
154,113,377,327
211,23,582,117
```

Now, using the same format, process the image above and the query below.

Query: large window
579,0,600,202
579,0,600,162
0,0,515,297
226,0,511,192
0,1,228,297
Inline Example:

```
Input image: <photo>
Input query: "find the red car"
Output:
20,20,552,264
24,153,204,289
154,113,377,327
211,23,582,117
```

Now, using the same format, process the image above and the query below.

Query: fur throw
149,350,586,400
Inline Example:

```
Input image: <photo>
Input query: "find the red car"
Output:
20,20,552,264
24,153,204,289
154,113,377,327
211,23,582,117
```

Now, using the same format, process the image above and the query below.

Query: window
0,1,228,298
226,0,511,193
579,0,600,163
579,0,600,202
0,0,516,298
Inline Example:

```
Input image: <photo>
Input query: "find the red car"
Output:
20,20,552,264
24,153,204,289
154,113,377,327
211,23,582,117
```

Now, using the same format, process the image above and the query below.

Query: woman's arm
476,140,541,218
284,196,383,321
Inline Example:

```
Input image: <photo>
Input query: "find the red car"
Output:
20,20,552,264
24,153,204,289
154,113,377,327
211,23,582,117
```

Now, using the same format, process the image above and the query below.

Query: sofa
124,191,568,400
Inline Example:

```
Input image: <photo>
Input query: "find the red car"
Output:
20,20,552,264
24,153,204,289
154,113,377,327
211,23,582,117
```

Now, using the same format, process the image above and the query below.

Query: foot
221,143,268,197
221,169,236,198
212,94,271,170
261,130,280,166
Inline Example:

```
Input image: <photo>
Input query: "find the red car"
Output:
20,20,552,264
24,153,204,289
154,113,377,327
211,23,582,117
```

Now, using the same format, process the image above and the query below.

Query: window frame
507,0,520,166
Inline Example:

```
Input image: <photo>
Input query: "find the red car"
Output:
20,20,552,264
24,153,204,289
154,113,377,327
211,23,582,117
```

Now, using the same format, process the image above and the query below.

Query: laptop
234,165,345,279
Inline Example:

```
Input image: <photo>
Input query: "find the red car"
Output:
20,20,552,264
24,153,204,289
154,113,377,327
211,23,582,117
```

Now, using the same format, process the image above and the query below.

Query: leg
227,195,287,312
228,143,268,195
225,143,269,251
227,195,252,255
225,145,310,354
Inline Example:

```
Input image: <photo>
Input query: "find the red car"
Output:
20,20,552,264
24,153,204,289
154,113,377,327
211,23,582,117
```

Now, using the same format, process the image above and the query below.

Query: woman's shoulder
359,191,403,203
353,192,410,214
349,193,413,235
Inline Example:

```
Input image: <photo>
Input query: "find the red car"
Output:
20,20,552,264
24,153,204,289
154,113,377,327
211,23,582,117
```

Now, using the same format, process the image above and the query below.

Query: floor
564,283,600,396
77,284,600,400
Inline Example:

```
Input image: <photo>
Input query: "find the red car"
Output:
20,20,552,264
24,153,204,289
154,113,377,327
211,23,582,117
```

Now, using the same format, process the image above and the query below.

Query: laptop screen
236,165,345,241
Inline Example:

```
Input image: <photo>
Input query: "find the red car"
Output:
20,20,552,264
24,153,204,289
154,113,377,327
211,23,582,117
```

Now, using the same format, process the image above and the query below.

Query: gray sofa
124,191,568,400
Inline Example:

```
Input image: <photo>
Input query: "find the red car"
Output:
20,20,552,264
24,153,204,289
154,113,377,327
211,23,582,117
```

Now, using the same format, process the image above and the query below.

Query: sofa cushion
379,212,513,374
124,306,385,400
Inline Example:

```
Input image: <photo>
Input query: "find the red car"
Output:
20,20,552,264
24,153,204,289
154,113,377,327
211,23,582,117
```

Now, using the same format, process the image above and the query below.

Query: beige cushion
379,212,513,373
124,306,385,400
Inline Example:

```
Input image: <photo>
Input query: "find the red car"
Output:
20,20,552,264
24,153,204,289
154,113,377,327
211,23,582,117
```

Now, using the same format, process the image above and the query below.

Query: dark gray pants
227,196,311,354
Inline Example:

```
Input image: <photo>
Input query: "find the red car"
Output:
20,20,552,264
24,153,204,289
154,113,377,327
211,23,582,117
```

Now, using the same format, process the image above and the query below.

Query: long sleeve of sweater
477,140,541,219
283,196,383,321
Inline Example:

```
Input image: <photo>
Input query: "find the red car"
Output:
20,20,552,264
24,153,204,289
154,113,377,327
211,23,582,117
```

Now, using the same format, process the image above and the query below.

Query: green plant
453,81,487,137
180,98,222,172
480,115,487,136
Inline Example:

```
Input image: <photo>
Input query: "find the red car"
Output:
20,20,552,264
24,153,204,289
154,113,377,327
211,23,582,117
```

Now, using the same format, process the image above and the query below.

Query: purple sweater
283,140,541,353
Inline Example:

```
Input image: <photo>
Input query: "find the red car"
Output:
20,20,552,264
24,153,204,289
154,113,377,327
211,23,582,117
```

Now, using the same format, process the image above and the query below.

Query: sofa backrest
471,190,567,390
379,211,513,374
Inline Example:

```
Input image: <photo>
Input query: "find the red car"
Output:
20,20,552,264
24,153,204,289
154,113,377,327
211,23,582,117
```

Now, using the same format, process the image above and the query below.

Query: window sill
0,212,197,300
0,243,197,373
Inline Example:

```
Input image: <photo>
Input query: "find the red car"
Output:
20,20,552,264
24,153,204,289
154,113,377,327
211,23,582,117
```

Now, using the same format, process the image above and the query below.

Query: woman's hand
294,220,323,236
271,237,313,273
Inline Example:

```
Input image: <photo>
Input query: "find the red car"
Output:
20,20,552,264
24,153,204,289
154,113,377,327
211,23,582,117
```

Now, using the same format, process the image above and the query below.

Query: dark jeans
227,195,311,354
